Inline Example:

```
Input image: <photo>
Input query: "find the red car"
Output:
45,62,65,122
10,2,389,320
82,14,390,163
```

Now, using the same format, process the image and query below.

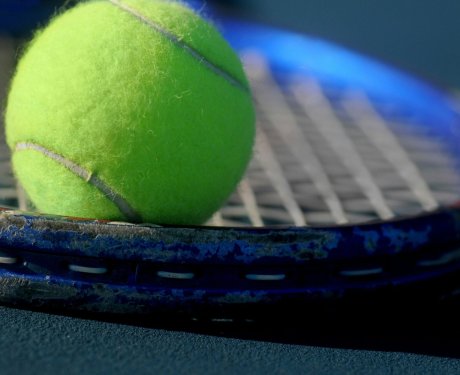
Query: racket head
1,13,460,320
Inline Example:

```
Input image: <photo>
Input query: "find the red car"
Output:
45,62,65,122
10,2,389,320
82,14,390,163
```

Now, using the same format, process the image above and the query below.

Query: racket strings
289,78,395,221
341,92,439,211
210,52,460,227
0,38,19,210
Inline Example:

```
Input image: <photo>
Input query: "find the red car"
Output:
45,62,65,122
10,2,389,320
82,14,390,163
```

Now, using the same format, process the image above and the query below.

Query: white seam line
108,0,249,93
15,142,141,223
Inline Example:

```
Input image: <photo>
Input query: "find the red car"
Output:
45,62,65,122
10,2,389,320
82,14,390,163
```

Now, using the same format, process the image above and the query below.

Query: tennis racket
1,3,460,323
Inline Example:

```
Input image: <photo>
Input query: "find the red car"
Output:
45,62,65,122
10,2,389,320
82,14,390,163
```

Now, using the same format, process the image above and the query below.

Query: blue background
2,1,460,89
220,0,460,90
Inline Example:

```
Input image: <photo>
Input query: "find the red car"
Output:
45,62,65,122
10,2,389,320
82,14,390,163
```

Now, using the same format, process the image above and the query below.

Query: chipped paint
382,225,431,253
213,290,270,304
354,228,380,253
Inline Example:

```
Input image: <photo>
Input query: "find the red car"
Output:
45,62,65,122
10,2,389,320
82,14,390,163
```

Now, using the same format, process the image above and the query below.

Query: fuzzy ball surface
5,0,255,225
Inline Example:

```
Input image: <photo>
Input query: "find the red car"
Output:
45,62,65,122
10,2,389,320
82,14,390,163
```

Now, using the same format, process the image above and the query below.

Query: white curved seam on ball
14,142,141,223
108,0,249,93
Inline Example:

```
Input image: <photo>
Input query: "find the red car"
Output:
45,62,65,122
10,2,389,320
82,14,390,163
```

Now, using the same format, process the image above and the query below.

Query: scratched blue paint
0,208,458,263
406,228,432,248
214,290,270,304
381,225,431,253
353,228,380,254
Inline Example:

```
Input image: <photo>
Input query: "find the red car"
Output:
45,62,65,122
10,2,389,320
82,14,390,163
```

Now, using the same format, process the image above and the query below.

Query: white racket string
244,52,348,225
237,178,264,227
291,79,395,221
0,37,19,210
342,91,439,211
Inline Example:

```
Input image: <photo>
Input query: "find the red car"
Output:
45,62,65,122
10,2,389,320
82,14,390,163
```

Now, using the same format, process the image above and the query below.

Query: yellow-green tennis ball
5,0,255,225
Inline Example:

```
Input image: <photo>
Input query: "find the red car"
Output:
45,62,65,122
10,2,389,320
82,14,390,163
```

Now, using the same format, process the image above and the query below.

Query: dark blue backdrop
2,1,460,89
223,0,460,90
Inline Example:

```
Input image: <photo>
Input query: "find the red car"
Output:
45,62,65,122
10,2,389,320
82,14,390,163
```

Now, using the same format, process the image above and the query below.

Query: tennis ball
5,0,255,225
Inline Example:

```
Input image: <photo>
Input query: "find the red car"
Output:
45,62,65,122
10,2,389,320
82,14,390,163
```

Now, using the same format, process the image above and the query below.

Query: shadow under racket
5,295,460,360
